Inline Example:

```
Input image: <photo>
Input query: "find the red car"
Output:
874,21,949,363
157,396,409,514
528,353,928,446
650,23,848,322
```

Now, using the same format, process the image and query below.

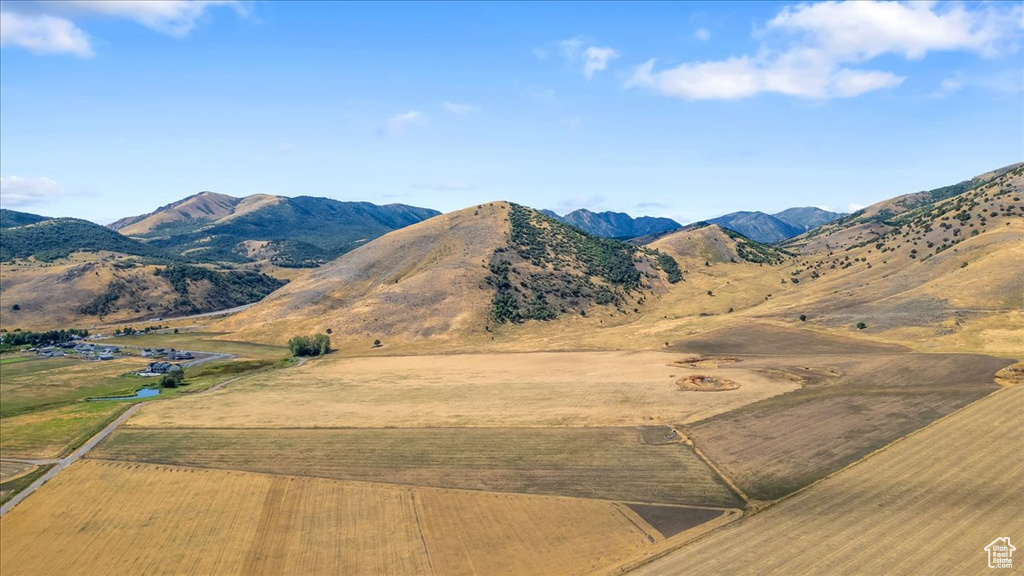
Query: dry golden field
632,384,1024,576
126,350,798,429
0,459,685,576
92,426,741,507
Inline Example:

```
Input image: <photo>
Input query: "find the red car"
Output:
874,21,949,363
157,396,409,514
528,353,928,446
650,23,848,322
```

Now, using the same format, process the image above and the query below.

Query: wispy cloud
0,1,245,57
932,75,964,98
0,11,93,57
627,1,1023,101
0,176,64,207
384,110,426,135
556,36,618,79
694,28,711,42
441,101,480,116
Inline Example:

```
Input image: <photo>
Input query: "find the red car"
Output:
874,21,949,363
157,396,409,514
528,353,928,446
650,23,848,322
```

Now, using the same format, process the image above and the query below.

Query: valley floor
0,324,1017,575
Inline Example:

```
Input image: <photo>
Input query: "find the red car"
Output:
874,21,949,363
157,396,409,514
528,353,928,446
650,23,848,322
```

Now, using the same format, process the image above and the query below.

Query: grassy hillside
1,255,286,329
217,202,681,345
762,163,1024,351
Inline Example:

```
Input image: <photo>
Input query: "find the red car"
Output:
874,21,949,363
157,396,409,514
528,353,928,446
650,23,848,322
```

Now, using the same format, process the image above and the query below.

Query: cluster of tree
657,253,683,283
720,228,792,265
114,325,166,336
160,369,186,388
0,217,164,262
153,264,287,312
288,334,331,356
0,328,89,348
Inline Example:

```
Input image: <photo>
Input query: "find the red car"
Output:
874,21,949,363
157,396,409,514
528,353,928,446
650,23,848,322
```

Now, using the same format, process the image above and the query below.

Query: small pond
93,388,161,401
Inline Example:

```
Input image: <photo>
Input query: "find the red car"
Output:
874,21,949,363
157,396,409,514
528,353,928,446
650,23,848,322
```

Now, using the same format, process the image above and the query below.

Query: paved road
0,354,306,516
94,302,256,330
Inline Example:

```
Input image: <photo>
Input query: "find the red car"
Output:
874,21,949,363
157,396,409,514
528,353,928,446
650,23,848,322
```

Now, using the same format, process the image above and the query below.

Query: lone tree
373,339,382,348
160,370,185,388
288,334,331,357
11,304,19,311
856,322,867,330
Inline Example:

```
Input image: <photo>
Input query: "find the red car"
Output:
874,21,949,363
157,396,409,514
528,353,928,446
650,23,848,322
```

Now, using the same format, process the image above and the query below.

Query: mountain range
541,206,846,244
708,207,846,244
2,164,1020,334
539,209,681,239
110,191,440,267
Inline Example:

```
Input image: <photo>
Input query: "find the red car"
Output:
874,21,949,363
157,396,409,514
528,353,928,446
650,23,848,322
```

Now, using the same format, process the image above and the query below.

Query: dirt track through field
631,384,1024,575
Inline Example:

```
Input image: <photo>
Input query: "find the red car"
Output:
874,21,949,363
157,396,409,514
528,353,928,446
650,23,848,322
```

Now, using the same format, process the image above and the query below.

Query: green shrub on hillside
288,334,331,356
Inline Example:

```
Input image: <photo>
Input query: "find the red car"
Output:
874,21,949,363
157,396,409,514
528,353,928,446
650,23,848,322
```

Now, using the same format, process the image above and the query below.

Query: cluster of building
145,361,182,374
35,342,121,360
140,348,193,360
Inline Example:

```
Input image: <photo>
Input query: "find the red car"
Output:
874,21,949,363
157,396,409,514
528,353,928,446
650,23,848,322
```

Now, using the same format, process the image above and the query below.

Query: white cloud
847,203,866,212
557,36,618,78
441,102,480,115
0,176,64,207
0,12,92,57
0,1,244,56
385,110,426,135
932,75,964,97
582,46,618,79
627,1,1022,101
694,28,711,42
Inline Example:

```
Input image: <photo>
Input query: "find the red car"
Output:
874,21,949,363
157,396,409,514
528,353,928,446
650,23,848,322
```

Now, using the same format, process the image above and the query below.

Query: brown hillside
0,253,284,331
216,203,512,344
755,164,1024,353
113,192,283,236
216,202,682,346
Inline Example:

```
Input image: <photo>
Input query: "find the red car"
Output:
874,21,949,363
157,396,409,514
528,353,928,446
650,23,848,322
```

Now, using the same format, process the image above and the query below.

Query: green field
0,356,152,416
93,426,742,507
1,402,129,459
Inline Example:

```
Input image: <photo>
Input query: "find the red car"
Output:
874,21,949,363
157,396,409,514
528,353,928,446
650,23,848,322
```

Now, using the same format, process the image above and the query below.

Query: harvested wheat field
126,351,799,429
684,349,1010,500
0,461,36,483
0,459,689,576
92,426,741,507
633,384,1024,576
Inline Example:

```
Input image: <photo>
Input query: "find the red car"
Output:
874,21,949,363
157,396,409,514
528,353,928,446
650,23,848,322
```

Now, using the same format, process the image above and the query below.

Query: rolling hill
763,163,1024,350
0,209,51,229
216,202,682,345
0,256,286,330
0,217,166,262
541,208,681,238
112,192,441,266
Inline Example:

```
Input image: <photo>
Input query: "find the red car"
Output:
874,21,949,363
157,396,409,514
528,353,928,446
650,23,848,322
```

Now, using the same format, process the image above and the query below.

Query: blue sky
1,1,1022,224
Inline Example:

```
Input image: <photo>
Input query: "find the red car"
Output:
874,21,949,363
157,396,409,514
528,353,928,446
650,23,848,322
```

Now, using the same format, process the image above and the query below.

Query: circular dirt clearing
676,375,739,392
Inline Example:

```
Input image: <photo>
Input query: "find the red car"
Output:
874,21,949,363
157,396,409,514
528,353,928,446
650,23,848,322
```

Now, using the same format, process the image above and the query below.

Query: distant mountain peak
542,208,680,238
